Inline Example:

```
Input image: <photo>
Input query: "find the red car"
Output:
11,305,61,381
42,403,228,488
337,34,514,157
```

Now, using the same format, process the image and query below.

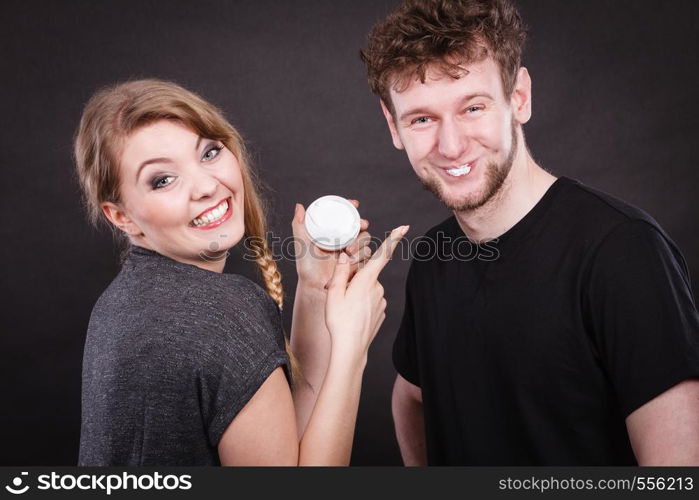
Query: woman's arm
217,354,366,465
289,202,372,438
290,284,329,439
218,226,407,465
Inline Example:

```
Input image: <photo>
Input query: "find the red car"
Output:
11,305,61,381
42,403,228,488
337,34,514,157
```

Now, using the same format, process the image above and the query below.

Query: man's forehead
388,57,501,104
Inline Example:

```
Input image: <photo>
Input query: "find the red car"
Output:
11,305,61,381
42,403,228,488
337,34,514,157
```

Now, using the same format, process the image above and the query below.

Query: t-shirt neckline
450,176,575,245
127,245,223,276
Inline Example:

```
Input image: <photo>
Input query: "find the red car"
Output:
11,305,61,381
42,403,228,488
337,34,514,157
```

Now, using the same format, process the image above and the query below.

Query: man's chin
420,178,489,212
443,194,490,212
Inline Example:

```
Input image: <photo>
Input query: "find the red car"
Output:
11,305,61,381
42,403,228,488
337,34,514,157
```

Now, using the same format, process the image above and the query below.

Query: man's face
383,57,529,212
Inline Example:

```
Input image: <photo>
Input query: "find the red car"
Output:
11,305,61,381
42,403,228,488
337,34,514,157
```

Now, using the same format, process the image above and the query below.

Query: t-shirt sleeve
393,262,421,386
194,285,290,448
586,219,699,417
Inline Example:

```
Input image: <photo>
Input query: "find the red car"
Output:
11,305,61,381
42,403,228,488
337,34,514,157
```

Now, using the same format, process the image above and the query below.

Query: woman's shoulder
89,257,281,344
187,271,280,323
86,268,285,375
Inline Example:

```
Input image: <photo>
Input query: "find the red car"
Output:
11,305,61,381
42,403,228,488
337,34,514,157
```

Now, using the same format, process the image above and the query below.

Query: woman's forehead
122,121,199,160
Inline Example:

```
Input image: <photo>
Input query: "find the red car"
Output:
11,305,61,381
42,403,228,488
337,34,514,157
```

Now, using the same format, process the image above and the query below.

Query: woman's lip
194,197,228,219
190,197,233,230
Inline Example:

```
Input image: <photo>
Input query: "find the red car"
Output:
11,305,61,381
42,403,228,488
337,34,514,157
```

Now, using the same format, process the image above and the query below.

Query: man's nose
437,118,468,160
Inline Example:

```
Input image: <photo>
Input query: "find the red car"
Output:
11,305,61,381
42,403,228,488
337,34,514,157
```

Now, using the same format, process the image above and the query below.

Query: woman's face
106,119,246,272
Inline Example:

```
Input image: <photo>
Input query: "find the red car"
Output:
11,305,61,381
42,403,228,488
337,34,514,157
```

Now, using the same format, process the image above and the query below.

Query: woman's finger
359,225,409,281
345,231,371,256
349,245,372,264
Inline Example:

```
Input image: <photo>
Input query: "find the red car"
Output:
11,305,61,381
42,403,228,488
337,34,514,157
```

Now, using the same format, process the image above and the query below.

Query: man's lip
438,160,477,170
194,197,230,219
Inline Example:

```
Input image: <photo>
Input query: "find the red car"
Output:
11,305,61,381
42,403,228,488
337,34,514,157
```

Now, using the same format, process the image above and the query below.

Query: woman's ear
101,202,143,236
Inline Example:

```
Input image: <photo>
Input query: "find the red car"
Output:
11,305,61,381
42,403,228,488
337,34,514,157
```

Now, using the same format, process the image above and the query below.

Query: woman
74,79,407,465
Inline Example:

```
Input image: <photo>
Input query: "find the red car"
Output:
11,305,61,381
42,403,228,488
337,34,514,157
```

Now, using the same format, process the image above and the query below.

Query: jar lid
304,195,361,251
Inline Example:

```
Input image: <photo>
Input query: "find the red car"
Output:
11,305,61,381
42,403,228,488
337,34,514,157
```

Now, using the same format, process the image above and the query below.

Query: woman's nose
190,169,218,200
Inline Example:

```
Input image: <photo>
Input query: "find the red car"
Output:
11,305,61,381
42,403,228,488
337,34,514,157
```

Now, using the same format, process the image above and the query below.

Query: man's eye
151,176,175,190
202,144,224,161
412,116,432,125
466,105,484,113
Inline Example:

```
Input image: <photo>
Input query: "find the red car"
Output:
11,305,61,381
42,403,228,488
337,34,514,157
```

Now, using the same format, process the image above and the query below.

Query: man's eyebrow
398,93,495,122
461,92,494,103
399,107,432,122
135,136,206,184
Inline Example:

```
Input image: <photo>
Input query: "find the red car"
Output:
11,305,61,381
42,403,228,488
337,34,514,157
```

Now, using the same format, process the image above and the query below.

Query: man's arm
392,374,427,466
626,378,699,465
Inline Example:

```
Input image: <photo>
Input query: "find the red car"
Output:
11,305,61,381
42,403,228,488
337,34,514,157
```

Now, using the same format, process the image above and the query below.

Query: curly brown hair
360,0,527,112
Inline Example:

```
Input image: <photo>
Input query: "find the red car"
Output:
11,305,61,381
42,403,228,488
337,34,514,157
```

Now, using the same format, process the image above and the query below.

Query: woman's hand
291,200,373,290
324,225,409,360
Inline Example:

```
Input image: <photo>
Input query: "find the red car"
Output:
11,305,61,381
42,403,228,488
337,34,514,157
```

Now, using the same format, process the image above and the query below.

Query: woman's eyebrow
136,157,173,184
135,136,208,184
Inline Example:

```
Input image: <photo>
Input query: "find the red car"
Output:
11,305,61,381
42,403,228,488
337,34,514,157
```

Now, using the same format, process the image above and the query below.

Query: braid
235,136,301,385
249,234,301,385
253,240,284,311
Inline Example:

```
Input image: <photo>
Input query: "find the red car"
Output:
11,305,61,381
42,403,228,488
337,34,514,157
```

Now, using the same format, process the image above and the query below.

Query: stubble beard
418,122,518,212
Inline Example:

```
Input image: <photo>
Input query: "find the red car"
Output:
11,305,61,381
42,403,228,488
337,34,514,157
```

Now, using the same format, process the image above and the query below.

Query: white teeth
446,164,472,177
191,200,228,227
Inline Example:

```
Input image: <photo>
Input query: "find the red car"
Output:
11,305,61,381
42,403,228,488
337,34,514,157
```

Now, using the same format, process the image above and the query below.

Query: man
360,0,699,465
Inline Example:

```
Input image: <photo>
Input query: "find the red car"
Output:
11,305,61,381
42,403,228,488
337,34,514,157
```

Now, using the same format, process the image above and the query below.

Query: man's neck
453,153,557,242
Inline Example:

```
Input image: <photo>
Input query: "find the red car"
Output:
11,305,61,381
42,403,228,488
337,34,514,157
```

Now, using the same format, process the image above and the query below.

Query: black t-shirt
79,246,290,465
394,177,699,465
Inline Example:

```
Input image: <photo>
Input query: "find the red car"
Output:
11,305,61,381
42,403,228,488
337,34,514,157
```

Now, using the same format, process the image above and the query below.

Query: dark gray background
1,0,697,465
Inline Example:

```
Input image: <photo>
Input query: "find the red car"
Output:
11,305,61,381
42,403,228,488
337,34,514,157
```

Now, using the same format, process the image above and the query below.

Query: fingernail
338,252,349,264
393,225,409,236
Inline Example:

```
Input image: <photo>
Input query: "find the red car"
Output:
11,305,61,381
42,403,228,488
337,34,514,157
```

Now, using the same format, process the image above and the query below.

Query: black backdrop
1,0,697,465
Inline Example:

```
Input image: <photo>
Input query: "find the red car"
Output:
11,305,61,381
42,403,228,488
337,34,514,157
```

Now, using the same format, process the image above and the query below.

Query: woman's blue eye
202,144,224,161
151,176,174,190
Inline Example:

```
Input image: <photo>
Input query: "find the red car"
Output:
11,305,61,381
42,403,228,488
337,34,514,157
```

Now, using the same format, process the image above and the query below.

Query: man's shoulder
555,177,685,270
550,177,670,244
559,177,658,226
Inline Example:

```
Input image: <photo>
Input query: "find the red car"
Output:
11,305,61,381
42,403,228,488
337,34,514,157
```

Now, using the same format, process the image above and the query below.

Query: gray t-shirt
79,245,290,465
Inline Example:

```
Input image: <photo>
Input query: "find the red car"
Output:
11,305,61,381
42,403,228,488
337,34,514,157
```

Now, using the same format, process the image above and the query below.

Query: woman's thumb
326,252,351,299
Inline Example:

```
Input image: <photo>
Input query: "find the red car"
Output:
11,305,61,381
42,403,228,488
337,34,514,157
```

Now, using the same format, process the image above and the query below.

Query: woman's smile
190,196,233,229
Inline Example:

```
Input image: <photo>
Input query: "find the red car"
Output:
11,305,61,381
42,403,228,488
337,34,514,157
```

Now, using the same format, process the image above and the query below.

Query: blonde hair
73,79,297,381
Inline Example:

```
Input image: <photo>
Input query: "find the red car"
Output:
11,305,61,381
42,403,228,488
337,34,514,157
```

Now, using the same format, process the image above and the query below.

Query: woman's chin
190,221,244,252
